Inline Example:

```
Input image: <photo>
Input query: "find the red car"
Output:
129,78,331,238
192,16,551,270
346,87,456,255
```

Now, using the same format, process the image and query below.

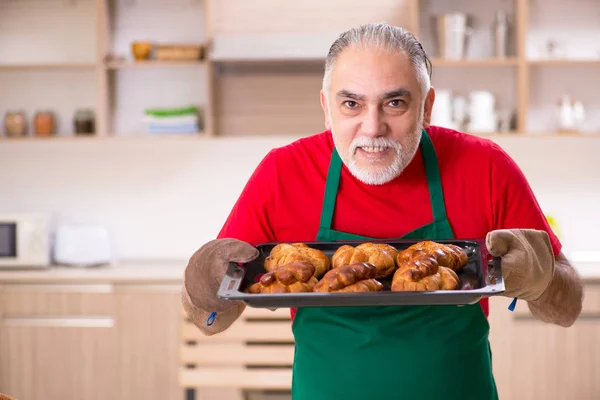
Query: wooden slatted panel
215,63,325,136
181,318,294,342
179,367,293,390
180,343,295,366
180,305,295,391
209,0,411,34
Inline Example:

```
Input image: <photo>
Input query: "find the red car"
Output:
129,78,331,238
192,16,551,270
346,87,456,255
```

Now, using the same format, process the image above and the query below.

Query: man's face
320,46,434,185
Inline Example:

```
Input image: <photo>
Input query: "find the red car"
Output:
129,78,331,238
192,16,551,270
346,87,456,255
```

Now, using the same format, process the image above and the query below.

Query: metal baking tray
217,239,504,308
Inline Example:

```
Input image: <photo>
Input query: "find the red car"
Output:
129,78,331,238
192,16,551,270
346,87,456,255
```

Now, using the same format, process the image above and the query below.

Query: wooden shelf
0,62,97,70
211,57,324,64
3,0,600,138
528,59,600,66
0,133,208,141
3,131,599,142
430,58,519,67
105,60,205,70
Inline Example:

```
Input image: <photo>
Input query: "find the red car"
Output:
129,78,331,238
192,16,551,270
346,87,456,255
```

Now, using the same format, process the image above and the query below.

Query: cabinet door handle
1,316,115,328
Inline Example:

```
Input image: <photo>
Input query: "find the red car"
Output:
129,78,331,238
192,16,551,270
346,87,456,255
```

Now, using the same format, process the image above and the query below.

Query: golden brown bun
391,255,461,292
396,241,468,272
314,262,383,293
331,243,399,278
264,243,331,277
336,279,384,293
438,266,460,290
391,256,441,291
248,260,318,294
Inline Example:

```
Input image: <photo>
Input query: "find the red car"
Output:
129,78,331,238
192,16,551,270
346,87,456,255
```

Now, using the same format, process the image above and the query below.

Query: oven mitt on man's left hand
486,229,555,302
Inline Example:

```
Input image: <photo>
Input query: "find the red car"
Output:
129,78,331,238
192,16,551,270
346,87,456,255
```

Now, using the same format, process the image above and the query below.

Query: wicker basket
154,44,204,61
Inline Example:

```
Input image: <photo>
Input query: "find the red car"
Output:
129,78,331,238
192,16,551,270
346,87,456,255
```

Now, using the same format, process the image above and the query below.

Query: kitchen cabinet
1,268,598,400
115,284,182,400
0,284,119,400
488,281,600,400
0,269,186,400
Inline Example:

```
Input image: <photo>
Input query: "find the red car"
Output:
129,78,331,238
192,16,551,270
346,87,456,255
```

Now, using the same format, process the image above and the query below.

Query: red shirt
217,126,562,319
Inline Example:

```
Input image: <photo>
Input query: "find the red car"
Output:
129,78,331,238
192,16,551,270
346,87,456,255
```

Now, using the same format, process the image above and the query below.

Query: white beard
331,120,423,186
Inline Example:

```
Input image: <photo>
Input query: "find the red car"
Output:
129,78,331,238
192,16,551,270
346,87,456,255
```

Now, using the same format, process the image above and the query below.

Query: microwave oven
0,213,51,269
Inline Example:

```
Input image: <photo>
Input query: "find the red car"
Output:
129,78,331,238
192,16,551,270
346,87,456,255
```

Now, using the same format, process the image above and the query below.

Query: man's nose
361,107,384,137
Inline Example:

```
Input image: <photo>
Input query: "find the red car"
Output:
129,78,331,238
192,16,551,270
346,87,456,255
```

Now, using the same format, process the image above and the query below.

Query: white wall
1,135,599,263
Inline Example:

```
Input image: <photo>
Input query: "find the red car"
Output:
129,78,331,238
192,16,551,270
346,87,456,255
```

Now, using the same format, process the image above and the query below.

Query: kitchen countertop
0,260,187,283
0,260,598,283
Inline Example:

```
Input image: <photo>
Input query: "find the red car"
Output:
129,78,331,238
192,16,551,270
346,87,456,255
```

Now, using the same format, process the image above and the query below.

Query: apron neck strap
319,145,343,231
420,128,448,223
318,129,448,232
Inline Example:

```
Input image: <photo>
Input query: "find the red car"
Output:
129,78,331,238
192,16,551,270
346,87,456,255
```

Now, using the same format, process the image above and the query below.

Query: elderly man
182,23,583,399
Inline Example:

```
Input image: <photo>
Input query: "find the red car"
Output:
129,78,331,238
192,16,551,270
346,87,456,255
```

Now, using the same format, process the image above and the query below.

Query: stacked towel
143,106,201,134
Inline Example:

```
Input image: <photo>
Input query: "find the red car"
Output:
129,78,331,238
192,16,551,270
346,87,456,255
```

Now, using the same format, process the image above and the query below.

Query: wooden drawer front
512,282,600,321
0,283,115,317
180,307,294,390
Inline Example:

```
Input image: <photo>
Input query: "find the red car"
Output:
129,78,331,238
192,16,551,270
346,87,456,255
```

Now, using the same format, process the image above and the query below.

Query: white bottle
572,101,585,130
558,95,574,131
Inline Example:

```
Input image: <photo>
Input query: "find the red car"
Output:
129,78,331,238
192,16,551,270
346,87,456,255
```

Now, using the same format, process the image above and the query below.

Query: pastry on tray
264,243,331,277
391,255,460,291
331,243,399,279
313,262,384,293
248,260,318,294
396,241,468,272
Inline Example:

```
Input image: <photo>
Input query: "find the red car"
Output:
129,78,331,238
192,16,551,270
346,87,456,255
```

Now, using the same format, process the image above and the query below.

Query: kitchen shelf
430,58,520,67
105,60,205,70
0,132,208,141
0,62,97,70
527,59,600,66
211,57,325,64
3,0,600,139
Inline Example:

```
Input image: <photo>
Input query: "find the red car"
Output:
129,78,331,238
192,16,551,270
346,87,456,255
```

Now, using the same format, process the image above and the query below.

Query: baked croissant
391,255,460,291
264,243,331,277
248,260,319,294
313,262,384,293
396,241,468,272
331,243,399,278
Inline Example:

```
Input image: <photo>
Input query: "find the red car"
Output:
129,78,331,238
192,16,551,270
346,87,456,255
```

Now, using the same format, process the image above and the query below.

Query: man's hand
182,238,259,335
486,229,555,301
486,229,583,327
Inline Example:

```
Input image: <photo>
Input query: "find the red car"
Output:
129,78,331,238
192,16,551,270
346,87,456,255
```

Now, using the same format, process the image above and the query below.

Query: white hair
322,23,432,105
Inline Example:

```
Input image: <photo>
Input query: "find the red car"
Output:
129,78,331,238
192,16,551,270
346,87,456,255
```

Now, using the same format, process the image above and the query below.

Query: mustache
349,137,402,155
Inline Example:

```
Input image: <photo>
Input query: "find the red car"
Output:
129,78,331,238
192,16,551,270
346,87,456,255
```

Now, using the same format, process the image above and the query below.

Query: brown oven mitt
485,229,556,302
182,238,259,334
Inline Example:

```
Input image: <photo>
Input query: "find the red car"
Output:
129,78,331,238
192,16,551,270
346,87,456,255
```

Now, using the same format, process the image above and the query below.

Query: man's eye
388,99,404,107
344,101,359,108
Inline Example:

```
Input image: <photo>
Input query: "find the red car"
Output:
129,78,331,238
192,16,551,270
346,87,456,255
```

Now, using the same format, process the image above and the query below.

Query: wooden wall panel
209,0,412,34
215,63,326,136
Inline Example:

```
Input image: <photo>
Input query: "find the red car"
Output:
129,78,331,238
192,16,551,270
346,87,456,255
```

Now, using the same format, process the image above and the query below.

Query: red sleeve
489,143,562,257
217,149,279,245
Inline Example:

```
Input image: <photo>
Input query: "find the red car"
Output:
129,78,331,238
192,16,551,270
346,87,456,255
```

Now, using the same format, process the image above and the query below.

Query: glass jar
3,111,28,138
74,109,95,135
34,111,56,136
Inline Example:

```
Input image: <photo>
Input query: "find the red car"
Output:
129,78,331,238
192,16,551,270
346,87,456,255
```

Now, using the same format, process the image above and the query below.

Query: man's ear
320,90,332,131
422,87,436,129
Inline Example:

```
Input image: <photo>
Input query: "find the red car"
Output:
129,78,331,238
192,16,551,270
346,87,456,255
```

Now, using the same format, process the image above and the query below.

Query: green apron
291,129,498,400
